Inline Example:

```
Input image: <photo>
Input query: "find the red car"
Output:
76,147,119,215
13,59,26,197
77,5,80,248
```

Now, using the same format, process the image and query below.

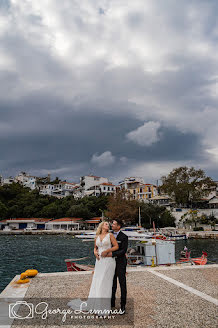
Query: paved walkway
0,265,217,328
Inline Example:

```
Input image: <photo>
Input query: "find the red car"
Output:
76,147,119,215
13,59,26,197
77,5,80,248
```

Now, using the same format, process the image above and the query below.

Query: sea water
0,235,217,293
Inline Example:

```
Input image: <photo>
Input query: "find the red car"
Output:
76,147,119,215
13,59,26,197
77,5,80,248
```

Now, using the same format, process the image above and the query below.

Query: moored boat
126,239,176,266
165,234,187,241
65,257,94,272
177,251,207,265
75,226,153,241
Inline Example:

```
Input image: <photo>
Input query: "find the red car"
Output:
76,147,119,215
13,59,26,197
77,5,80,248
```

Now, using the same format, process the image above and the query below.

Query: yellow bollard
16,278,30,284
16,269,38,284
20,272,28,280
151,256,156,267
25,269,38,277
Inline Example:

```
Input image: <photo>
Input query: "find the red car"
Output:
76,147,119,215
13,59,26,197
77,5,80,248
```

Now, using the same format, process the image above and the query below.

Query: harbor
1,233,218,293
0,264,217,327
1,229,218,239
1,0,218,326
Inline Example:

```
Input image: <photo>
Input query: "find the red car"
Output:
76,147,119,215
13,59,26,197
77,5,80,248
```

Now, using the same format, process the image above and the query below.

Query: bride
67,221,119,316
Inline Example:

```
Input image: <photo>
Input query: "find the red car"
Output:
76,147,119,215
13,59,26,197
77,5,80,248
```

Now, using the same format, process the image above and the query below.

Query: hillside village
1,171,218,220
0,172,160,201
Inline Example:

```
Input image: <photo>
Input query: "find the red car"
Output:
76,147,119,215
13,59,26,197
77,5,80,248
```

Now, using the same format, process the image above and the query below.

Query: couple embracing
68,219,128,316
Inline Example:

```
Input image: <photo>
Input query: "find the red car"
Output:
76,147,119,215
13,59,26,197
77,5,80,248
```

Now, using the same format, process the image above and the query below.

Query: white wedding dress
67,232,116,316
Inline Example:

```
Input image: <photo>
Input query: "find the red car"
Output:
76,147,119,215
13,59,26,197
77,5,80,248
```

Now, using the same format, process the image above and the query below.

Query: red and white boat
65,257,94,272
177,251,207,265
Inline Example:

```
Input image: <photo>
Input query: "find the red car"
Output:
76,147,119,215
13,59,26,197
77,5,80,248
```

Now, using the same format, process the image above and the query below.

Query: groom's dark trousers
111,231,128,308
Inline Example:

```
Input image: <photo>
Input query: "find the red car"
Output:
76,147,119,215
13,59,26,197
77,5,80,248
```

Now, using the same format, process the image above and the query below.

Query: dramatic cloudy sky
0,0,218,184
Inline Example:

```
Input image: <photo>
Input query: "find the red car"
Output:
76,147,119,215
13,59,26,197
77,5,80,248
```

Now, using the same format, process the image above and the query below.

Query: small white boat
165,234,187,241
127,239,176,266
75,232,96,239
75,226,153,241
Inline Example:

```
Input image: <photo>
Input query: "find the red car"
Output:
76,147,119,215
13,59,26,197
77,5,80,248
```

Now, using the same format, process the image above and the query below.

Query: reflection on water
0,235,217,293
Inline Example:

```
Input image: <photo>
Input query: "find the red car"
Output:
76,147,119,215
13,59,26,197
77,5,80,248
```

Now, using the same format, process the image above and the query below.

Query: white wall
171,208,218,225
81,176,108,190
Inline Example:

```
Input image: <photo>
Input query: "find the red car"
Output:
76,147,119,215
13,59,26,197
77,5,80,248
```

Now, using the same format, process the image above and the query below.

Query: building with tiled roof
84,217,102,229
45,218,83,231
0,218,53,231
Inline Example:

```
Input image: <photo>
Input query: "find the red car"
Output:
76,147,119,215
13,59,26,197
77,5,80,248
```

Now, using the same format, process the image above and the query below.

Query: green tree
0,200,8,218
140,203,175,228
106,189,138,224
179,209,199,228
160,166,215,207
66,204,91,219
42,203,59,218
199,213,218,229
0,183,110,220
50,177,61,184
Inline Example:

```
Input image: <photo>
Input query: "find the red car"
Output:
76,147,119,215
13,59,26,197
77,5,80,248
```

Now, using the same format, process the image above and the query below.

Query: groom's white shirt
113,229,121,239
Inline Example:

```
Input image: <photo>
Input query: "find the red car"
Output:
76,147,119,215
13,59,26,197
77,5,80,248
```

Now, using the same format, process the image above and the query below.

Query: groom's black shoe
119,306,126,315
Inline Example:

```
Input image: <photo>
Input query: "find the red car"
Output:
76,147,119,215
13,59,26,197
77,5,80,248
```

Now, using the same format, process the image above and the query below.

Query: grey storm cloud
0,0,218,183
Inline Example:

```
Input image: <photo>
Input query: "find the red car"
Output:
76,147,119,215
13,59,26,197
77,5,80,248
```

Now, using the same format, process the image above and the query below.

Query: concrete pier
1,229,218,238
0,265,217,327
187,231,218,239
0,230,90,235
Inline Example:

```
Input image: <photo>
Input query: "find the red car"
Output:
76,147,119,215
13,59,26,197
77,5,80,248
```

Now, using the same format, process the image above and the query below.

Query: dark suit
111,230,128,308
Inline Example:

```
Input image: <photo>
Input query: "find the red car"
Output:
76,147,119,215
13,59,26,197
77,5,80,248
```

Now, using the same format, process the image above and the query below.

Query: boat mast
139,206,141,227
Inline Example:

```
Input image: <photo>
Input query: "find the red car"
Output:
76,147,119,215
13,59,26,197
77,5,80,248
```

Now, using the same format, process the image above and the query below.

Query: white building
38,183,58,196
45,218,82,230
2,177,15,185
15,172,37,190
199,180,218,200
149,195,173,206
86,182,116,196
61,181,76,191
38,181,78,198
52,181,78,198
0,218,51,230
80,175,109,191
99,182,116,195
208,196,218,209
118,177,144,190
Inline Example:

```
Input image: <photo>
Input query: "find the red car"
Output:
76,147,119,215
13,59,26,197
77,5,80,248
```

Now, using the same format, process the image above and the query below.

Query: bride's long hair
96,220,109,236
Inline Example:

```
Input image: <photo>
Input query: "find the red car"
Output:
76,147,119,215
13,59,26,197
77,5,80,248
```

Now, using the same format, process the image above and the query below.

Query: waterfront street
0,265,217,328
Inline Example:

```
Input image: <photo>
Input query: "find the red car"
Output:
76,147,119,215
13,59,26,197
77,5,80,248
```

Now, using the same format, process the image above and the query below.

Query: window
104,187,106,190
140,188,143,193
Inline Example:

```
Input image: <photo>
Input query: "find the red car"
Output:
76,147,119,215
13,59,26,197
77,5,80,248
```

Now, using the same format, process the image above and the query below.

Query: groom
101,219,128,313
